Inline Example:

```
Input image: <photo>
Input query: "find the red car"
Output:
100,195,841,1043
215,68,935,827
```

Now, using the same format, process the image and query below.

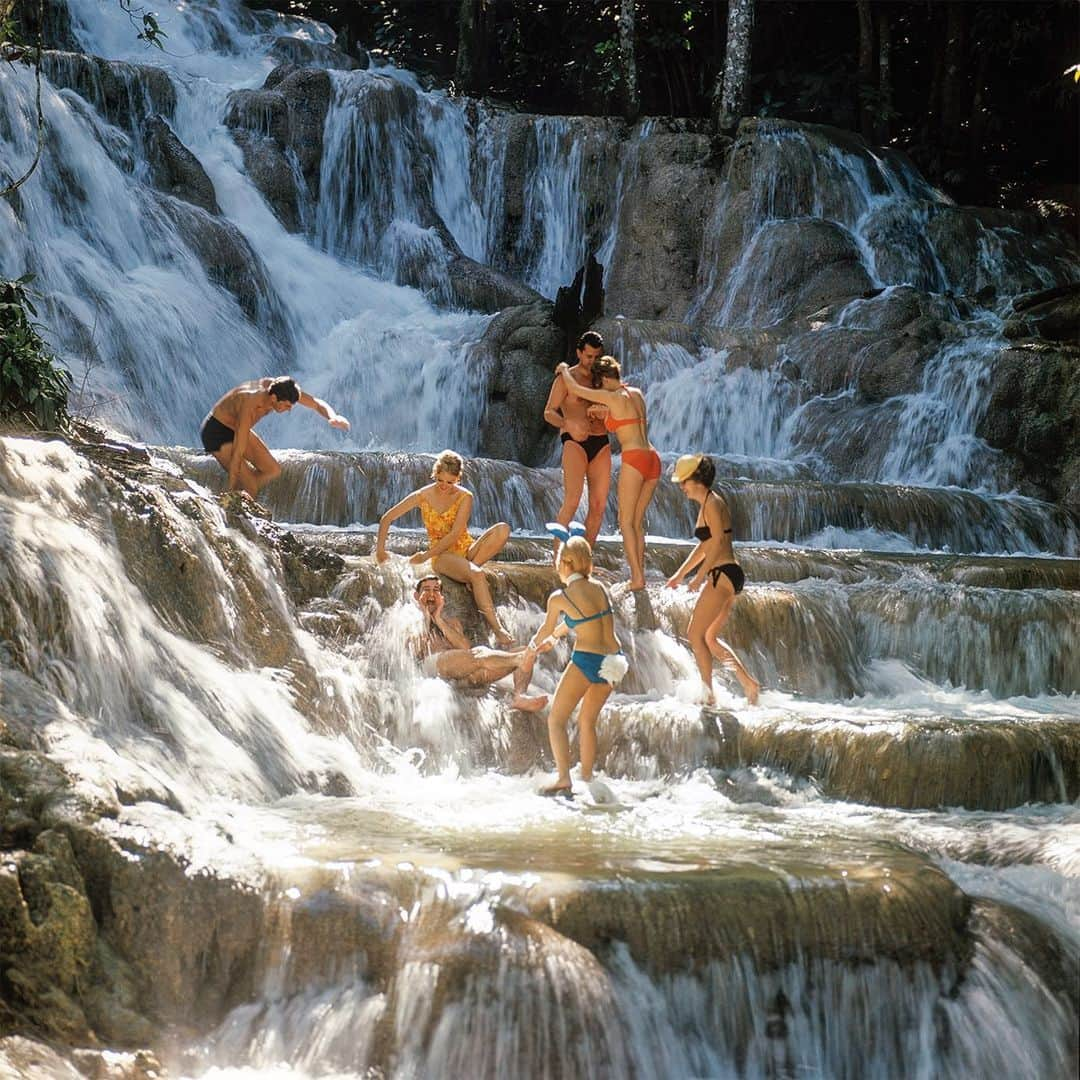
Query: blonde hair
592,355,622,383
560,536,593,576
431,449,464,479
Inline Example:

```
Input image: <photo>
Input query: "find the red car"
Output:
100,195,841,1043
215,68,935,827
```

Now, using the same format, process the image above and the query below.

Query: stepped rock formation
0,0,1078,1074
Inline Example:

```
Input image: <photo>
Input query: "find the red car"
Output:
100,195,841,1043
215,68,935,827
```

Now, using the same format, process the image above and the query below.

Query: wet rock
533,847,970,974
224,88,298,230
65,825,265,1030
978,342,1080,511
41,51,176,129
446,255,543,313
268,34,364,71
12,0,79,51
384,902,624,1076
141,114,219,214
275,67,332,195
155,195,288,338
605,126,715,320
927,205,1078,297
736,715,1080,810
1004,281,1080,343
475,301,564,464
726,218,874,327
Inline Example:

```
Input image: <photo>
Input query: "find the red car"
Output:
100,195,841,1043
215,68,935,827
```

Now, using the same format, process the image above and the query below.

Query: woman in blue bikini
666,454,759,706
528,536,628,797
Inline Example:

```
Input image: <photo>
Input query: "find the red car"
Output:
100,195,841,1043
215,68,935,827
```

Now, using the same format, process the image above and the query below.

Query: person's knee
263,457,282,482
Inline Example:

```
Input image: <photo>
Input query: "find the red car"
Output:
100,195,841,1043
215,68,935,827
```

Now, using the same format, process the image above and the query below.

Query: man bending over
200,376,350,498
412,575,548,712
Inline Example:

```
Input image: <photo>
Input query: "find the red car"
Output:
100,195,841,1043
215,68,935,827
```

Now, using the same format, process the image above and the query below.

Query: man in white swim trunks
411,576,548,712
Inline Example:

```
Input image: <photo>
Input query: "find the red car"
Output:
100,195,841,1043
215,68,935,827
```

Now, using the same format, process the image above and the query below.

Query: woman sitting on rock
376,449,513,647
528,536,628,796
666,453,759,706
555,356,660,591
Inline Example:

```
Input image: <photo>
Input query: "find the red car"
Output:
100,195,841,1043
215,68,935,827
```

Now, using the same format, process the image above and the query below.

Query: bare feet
494,628,514,649
741,677,760,706
511,693,548,713
628,577,647,591
538,780,573,798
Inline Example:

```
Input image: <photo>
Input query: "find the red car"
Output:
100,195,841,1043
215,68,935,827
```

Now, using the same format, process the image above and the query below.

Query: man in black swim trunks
200,377,350,498
542,330,611,546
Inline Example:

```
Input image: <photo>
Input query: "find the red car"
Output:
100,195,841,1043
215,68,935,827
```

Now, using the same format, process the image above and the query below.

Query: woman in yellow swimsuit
376,449,514,646
556,356,660,591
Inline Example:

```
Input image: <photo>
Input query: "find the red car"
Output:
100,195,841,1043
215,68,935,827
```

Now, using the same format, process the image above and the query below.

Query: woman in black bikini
666,454,759,706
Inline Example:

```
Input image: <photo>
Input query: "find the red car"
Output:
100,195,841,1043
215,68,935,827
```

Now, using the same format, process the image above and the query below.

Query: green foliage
118,0,166,50
0,275,70,430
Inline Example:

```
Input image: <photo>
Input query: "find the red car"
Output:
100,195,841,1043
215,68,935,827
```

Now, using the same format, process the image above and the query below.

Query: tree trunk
856,0,875,141
454,0,488,96
713,0,755,133
940,0,967,165
617,0,639,121
876,5,892,143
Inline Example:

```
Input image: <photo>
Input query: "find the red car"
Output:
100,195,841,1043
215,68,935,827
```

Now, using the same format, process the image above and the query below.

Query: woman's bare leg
688,579,729,705
467,522,510,567
542,664,590,792
617,463,645,587
706,615,760,704
433,552,512,646
632,476,659,588
576,682,612,781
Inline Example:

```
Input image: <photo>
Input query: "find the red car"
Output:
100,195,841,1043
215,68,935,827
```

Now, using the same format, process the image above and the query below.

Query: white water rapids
0,2,1077,1077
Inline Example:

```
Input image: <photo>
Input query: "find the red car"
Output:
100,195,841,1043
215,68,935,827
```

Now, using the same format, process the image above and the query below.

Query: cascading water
1,2,1077,1077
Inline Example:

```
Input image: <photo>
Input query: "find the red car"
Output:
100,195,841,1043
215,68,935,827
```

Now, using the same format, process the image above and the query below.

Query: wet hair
688,455,716,488
559,536,593,576
576,330,604,352
591,355,621,387
413,574,442,596
268,376,300,404
431,449,464,479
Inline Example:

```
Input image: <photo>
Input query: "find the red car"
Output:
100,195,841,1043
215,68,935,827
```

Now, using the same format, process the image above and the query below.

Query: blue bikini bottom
571,650,629,686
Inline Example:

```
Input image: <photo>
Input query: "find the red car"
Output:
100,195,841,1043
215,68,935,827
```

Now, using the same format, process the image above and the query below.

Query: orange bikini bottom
621,448,662,481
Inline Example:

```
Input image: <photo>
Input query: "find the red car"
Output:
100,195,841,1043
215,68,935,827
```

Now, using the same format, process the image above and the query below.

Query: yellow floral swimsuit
419,493,473,557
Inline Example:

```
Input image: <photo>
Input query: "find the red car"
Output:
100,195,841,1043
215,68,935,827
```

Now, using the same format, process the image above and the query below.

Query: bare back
210,379,273,428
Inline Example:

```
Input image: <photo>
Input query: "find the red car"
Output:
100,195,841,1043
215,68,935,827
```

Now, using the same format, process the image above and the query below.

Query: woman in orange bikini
375,450,514,646
555,356,660,590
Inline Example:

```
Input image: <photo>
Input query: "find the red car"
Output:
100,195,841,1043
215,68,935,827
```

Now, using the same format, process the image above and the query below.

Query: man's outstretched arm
299,390,350,430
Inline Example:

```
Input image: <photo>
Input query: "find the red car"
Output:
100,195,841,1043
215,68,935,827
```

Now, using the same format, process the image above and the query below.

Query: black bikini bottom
708,562,745,594
561,431,610,464
200,413,235,453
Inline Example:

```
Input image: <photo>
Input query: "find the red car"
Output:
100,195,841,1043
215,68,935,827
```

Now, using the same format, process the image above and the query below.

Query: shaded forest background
251,0,1078,226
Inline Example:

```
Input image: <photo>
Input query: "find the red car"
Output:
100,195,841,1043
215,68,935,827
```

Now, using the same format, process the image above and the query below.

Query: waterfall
1,2,1077,1077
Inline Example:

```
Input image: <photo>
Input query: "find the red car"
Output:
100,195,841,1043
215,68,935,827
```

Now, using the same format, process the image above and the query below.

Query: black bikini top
694,524,733,541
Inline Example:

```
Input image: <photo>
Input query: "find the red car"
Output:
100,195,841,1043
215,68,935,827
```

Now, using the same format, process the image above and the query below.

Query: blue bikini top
560,580,613,629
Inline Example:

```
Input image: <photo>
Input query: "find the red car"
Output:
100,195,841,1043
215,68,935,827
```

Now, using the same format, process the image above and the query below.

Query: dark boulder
978,341,1080,511
268,34,365,71
141,114,219,214
475,301,564,464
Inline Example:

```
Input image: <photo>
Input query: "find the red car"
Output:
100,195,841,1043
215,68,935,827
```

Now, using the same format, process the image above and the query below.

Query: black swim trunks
200,413,235,453
561,431,610,464
708,563,745,594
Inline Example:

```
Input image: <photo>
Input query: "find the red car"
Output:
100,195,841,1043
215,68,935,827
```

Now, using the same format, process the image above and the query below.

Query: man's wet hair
576,330,604,351
268,377,300,403
414,574,442,596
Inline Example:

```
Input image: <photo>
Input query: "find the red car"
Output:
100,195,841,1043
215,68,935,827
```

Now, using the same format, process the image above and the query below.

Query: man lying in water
411,575,548,712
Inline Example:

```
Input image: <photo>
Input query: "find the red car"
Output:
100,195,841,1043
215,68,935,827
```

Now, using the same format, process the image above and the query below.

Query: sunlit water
1,1,1078,1076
